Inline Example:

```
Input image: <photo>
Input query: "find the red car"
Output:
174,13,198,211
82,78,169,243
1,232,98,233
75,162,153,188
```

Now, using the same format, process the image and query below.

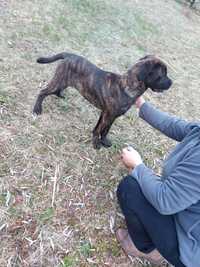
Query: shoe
116,228,165,266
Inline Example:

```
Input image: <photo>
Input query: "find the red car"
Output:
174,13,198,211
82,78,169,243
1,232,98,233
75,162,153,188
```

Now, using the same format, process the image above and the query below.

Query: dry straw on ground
0,0,200,266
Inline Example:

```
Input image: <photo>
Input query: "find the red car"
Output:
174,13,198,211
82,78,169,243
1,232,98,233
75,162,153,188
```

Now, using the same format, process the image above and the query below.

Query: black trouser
117,175,185,267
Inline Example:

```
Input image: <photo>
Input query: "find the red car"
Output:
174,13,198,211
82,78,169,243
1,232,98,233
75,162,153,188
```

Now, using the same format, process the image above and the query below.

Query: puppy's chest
117,89,139,114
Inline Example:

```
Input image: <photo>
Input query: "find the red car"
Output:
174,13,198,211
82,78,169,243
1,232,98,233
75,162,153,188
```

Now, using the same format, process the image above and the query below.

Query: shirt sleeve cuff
139,102,153,119
131,163,148,180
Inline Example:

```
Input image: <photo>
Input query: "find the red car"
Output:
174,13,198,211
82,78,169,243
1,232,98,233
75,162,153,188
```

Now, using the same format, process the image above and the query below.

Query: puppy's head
136,55,172,92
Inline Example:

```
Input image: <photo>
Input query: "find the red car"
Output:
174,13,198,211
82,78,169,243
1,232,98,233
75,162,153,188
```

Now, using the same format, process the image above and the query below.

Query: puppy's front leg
92,111,115,149
92,112,103,149
100,115,116,147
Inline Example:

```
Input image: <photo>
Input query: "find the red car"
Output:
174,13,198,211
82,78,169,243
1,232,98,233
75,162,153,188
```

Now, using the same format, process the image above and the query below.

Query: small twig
6,190,11,207
0,223,7,232
41,167,44,184
109,215,115,234
51,164,59,207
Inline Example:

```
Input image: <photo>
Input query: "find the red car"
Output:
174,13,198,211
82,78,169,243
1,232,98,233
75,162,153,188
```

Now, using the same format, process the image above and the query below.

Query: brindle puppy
33,53,172,149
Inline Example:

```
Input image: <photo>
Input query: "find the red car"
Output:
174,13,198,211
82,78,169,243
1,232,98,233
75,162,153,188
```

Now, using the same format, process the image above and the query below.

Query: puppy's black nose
162,78,172,90
167,78,172,88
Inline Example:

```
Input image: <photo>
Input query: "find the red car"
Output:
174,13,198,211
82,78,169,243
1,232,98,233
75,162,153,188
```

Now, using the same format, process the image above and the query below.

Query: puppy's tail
37,52,70,64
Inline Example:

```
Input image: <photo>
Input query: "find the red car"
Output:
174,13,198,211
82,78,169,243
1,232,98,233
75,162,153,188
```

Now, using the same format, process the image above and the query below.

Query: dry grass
0,0,200,266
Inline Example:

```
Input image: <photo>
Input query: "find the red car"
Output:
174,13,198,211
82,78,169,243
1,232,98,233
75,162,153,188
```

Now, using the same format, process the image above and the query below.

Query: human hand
135,96,145,109
121,146,143,172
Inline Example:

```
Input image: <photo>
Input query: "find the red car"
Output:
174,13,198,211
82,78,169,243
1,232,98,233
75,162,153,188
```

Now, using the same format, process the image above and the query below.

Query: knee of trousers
117,175,141,207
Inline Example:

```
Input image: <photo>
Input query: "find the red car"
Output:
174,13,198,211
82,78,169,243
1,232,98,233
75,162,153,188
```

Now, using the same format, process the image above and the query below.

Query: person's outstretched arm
121,147,200,215
135,97,196,142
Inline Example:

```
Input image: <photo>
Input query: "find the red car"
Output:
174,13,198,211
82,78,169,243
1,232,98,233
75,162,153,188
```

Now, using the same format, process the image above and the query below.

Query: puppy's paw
33,104,42,115
93,137,102,150
101,137,112,148
56,91,65,99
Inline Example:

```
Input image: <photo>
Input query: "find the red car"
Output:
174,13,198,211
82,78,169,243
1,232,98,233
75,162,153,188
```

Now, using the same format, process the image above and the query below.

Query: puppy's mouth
151,78,172,92
153,88,165,93
152,87,168,93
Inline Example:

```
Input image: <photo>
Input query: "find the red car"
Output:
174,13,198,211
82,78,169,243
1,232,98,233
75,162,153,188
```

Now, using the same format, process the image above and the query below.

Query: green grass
0,193,6,205
96,238,121,257
0,94,9,105
79,240,93,258
60,255,76,267
42,24,62,43
39,207,54,224
8,206,24,219
55,0,158,50
57,98,69,112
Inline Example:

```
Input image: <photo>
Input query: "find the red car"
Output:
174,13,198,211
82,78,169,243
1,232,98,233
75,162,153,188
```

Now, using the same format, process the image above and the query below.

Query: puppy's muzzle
152,77,172,92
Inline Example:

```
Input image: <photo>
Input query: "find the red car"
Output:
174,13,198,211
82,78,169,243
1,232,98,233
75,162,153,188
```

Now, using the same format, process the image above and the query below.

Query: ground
0,0,200,266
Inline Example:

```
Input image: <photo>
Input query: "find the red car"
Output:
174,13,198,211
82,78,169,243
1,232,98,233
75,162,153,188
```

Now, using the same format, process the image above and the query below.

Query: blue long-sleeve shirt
131,102,200,267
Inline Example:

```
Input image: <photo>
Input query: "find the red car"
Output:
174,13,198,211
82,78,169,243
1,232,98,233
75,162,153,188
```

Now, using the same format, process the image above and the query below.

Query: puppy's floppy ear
137,61,151,82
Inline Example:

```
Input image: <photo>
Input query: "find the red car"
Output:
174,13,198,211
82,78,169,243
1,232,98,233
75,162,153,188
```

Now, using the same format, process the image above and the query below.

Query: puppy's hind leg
55,88,65,99
33,90,46,115
33,63,66,115
33,80,62,115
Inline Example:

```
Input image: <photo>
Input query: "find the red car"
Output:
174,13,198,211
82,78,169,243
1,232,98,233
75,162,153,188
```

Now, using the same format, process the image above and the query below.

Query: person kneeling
116,96,200,267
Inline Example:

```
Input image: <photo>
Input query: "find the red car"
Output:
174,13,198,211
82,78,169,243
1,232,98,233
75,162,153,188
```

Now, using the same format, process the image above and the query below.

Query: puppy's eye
155,76,161,81
154,63,161,69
